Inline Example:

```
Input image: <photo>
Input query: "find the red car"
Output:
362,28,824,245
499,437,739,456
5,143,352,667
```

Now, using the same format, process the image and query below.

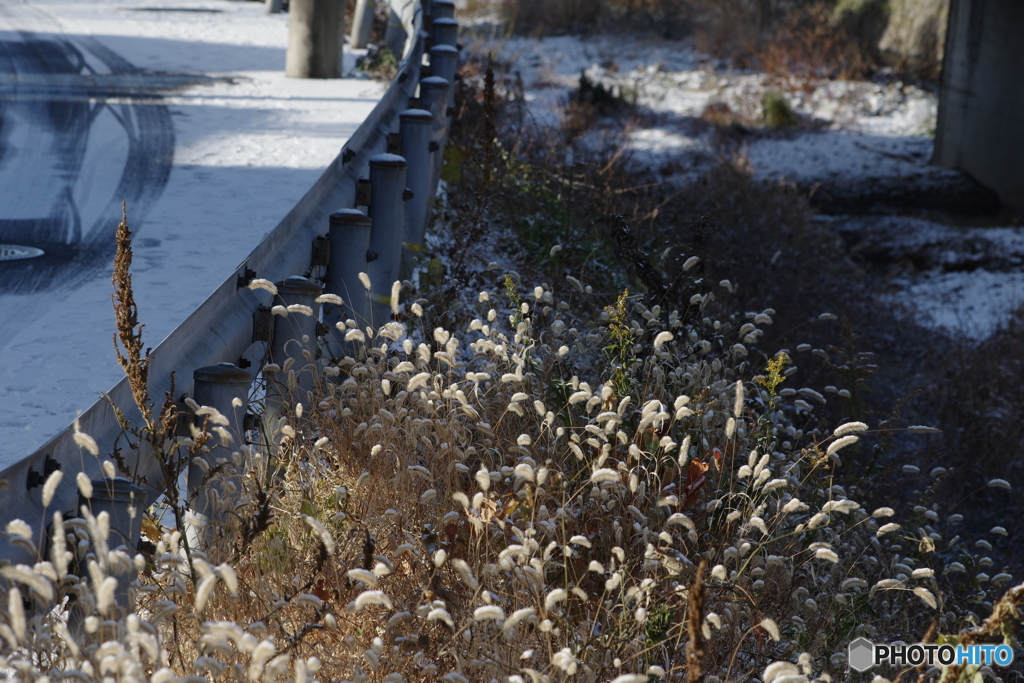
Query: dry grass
2,33,1023,683
689,0,885,81
496,0,691,38
495,0,889,83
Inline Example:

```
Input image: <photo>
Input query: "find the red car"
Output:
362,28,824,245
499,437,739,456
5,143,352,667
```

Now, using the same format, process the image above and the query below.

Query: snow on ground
0,0,386,458
473,31,1021,342
833,215,1024,340
486,34,937,172
884,269,1024,341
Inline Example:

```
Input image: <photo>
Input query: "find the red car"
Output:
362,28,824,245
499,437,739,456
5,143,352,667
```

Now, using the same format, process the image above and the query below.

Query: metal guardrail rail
0,0,458,564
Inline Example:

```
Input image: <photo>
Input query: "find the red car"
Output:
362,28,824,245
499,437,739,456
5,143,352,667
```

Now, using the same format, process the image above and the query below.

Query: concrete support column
385,7,407,55
351,0,377,49
935,0,1024,211
286,0,347,78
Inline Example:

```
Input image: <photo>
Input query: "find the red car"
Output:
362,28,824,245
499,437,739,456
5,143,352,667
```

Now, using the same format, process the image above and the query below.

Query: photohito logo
848,638,1015,672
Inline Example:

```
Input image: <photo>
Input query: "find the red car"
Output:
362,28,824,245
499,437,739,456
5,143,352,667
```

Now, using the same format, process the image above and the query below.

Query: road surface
0,0,385,460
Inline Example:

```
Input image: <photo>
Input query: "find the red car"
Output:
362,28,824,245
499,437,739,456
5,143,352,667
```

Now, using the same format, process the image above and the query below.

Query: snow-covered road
0,0,386,458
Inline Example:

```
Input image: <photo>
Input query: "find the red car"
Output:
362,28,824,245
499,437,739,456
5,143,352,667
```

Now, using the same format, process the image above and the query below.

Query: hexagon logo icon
849,638,875,672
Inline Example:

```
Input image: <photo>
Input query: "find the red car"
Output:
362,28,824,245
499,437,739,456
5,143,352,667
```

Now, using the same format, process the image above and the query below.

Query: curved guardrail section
0,0,456,564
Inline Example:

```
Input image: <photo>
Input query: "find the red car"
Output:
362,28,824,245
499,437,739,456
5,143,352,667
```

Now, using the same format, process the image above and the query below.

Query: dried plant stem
112,202,152,425
937,581,1024,683
687,559,707,683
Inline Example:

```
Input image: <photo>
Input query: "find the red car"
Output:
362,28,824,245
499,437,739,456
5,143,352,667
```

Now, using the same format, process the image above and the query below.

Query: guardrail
0,0,458,565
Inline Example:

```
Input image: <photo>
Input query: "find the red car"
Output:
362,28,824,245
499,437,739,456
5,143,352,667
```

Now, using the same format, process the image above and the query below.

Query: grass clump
357,45,399,81
761,91,799,129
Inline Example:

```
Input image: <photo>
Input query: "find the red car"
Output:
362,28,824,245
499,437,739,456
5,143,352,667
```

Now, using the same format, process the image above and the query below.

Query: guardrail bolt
27,455,61,490
236,266,256,289
368,154,409,325
326,209,374,357
387,132,403,154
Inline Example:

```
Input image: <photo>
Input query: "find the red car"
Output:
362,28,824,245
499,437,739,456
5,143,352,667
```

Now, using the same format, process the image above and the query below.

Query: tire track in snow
0,3,175,298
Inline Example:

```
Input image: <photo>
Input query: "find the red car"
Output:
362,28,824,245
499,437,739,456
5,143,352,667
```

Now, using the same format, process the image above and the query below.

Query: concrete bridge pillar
934,0,1024,212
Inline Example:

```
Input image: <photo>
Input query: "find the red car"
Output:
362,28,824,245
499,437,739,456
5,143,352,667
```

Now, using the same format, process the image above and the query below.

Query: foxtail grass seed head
249,279,278,295
77,471,93,499
73,427,100,456
8,586,26,643
907,425,940,433
41,469,63,507
826,434,858,456
303,515,335,554
358,272,371,290
390,281,401,315
832,421,868,437
876,522,901,537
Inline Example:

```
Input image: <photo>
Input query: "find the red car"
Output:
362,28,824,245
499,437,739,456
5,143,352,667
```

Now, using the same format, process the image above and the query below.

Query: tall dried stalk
112,202,152,425
687,560,707,683
936,581,1024,683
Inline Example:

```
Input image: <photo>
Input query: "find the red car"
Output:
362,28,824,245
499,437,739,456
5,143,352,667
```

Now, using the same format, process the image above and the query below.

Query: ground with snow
0,0,386,459
469,30,1022,341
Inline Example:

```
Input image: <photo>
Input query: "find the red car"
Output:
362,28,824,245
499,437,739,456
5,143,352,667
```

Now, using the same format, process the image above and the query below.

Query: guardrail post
326,209,374,357
351,0,376,49
367,154,408,325
429,44,459,86
400,109,434,278
78,478,145,617
432,0,455,19
186,363,251,551
286,0,347,78
432,17,458,48
267,276,323,418
418,76,451,190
